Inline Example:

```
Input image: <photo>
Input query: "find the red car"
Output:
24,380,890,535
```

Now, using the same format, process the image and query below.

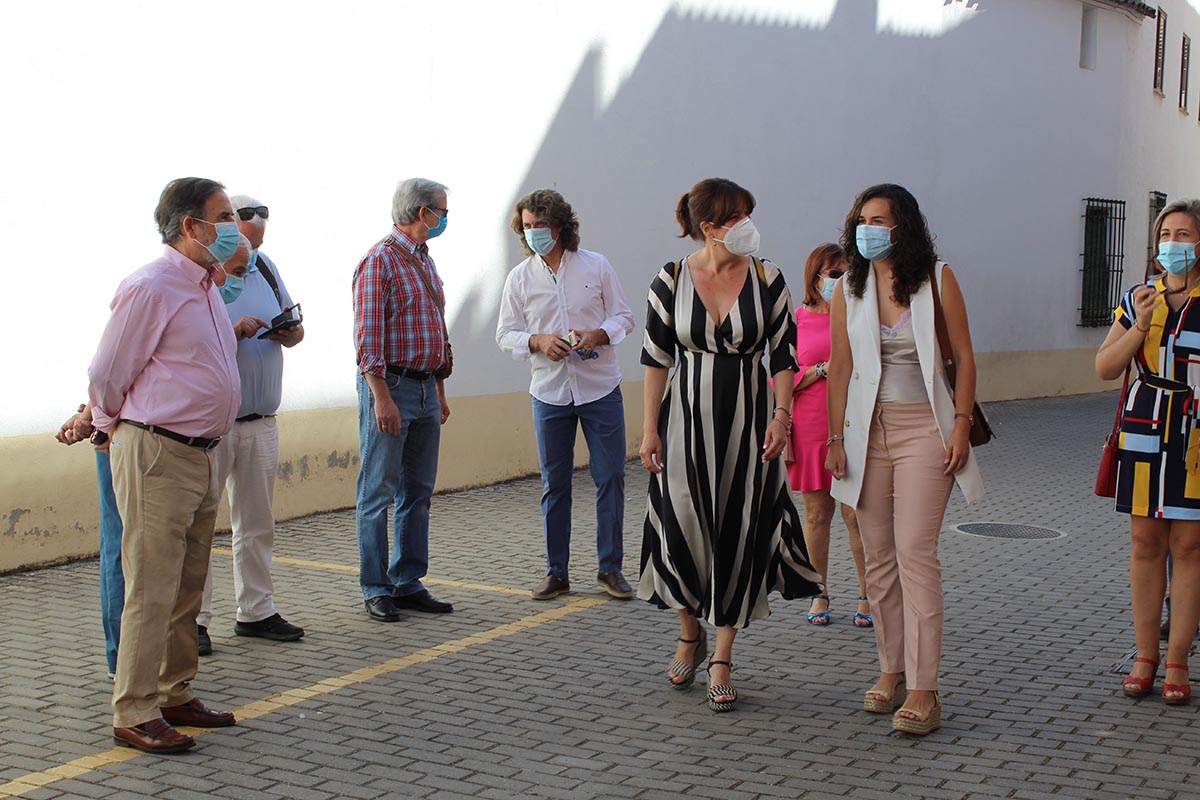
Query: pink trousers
855,403,954,691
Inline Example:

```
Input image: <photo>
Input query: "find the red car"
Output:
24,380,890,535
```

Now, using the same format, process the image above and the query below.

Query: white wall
3,0,1199,439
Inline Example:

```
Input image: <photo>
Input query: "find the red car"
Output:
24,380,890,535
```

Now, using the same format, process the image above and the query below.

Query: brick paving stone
5,393,1200,798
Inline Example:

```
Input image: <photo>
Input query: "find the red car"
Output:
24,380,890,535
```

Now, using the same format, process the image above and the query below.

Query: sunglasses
821,268,844,279
236,206,269,221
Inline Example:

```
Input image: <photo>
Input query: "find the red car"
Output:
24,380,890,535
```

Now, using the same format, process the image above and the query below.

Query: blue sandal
854,595,873,628
807,594,831,626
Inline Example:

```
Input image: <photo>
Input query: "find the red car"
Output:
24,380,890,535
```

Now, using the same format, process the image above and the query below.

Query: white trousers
197,416,280,626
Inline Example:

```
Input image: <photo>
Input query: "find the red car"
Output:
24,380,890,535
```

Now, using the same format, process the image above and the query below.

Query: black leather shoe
197,625,213,656
392,589,453,613
364,596,402,622
235,613,305,642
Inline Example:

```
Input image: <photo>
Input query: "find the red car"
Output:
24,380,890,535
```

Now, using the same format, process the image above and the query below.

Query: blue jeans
97,450,124,675
356,372,441,600
531,387,626,579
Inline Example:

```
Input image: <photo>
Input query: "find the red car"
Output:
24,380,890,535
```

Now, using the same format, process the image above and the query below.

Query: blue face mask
855,224,896,262
218,270,245,304
1157,241,1197,276
820,276,837,303
247,250,259,271
424,208,448,239
196,219,241,263
524,227,557,256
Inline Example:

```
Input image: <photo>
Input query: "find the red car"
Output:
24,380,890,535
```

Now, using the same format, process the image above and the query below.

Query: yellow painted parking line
0,596,605,798
210,548,534,597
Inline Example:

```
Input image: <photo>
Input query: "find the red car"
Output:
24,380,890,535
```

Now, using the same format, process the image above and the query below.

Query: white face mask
712,217,760,256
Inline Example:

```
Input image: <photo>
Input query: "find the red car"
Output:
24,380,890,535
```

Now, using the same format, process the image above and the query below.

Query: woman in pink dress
789,244,870,627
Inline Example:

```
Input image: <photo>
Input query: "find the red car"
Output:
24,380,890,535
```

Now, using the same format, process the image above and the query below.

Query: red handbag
1095,366,1131,498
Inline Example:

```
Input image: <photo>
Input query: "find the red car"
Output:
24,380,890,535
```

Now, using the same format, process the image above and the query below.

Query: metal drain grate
953,523,1064,540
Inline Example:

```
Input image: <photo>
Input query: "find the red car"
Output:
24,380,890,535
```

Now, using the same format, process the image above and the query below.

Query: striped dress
1114,278,1200,519
638,257,821,629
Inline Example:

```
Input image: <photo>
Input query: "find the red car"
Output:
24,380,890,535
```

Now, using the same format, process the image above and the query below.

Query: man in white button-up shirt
497,189,636,601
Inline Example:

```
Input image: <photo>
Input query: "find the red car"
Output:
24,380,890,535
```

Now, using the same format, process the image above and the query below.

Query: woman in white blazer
826,184,984,735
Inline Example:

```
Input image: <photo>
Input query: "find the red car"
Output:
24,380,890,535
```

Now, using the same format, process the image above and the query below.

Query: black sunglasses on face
822,269,844,279
237,206,269,221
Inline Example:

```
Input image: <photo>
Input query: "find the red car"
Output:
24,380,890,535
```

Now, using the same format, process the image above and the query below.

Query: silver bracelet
826,434,844,446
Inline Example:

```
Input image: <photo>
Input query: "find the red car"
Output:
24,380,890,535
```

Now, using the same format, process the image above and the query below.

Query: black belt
386,365,434,381
120,420,221,450
1138,373,1192,392
236,413,275,423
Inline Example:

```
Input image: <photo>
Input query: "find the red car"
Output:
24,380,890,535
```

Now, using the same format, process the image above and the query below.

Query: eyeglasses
236,206,269,221
426,206,448,216
821,268,844,279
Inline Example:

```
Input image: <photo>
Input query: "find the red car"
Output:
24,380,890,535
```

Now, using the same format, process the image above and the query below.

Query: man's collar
165,244,216,287
390,225,429,258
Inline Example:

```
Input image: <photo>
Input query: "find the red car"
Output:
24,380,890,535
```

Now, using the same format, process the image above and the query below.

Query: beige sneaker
596,570,634,599
531,574,570,600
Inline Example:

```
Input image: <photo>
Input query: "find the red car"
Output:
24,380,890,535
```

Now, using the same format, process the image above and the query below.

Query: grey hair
1153,199,1200,245
224,234,253,266
391,178,448,225
230,194,262,211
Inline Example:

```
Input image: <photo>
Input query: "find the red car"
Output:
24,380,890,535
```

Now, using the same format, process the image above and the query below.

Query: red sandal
1163,663,1191,705
1122,656,1159,698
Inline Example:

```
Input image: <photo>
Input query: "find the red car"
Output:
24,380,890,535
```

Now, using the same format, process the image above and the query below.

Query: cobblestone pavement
2,393,1198,800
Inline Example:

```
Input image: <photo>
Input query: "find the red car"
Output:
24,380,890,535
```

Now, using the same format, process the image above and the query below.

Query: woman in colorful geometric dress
789,243,871,629
1096,198,1200,705
638,177,821,712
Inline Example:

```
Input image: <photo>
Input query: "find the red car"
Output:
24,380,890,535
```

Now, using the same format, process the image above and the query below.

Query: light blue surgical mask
424,208,448,239
525,227,557,256
855,224,896,262
820,276,837,303
1157,240,1197,276
195,219,241,263
247,250,259,271
218,270,244,304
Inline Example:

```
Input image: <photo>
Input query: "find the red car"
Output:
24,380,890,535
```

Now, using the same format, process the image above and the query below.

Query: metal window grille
1155,9,1168,93
1148,191,1167,278
1182,35,1191,109
1080,198,1127,327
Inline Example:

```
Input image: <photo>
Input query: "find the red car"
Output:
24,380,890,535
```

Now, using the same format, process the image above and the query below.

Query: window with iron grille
1155,9,1168,93
1181,35,1191,109
1148,191,1167,278
1080,198,1127,327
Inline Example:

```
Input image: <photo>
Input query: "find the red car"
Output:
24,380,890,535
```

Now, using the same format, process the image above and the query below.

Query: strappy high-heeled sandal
807,594,831,626
706,660,737,712
892,692,941,735
1122,656,1159,698
1163,663,1191,705
666,630,708,690
853,595,873,628
863,674,907,713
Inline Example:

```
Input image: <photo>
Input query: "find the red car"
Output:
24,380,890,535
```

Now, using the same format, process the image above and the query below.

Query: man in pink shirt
88,177,242,754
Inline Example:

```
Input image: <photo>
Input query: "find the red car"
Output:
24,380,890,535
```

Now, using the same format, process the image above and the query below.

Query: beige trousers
855,403,954,691
198,416,280,627
109,423,219,728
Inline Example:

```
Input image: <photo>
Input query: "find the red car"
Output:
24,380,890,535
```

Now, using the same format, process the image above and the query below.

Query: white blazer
830,262,985,508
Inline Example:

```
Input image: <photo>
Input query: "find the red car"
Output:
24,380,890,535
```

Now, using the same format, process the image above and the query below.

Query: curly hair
511,189,581,255
802,243,844,307
675,178,755,241
839,183,938,306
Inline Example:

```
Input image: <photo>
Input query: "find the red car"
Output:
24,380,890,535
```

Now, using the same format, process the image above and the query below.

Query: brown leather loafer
161,698,236,728
596,570,634,599
531,574,570,601
113,718,195,753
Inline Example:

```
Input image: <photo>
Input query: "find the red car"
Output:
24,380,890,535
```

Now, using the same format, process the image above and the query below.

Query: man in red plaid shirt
352,177,454,622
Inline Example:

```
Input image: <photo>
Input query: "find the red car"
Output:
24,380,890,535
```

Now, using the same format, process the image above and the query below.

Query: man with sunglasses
352,178,454,622
195,194,306,654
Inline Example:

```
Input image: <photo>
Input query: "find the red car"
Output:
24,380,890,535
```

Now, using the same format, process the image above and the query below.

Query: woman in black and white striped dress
638,178,820,712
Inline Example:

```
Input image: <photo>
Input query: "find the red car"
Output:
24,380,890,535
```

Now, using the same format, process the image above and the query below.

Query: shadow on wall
446,0,996,383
